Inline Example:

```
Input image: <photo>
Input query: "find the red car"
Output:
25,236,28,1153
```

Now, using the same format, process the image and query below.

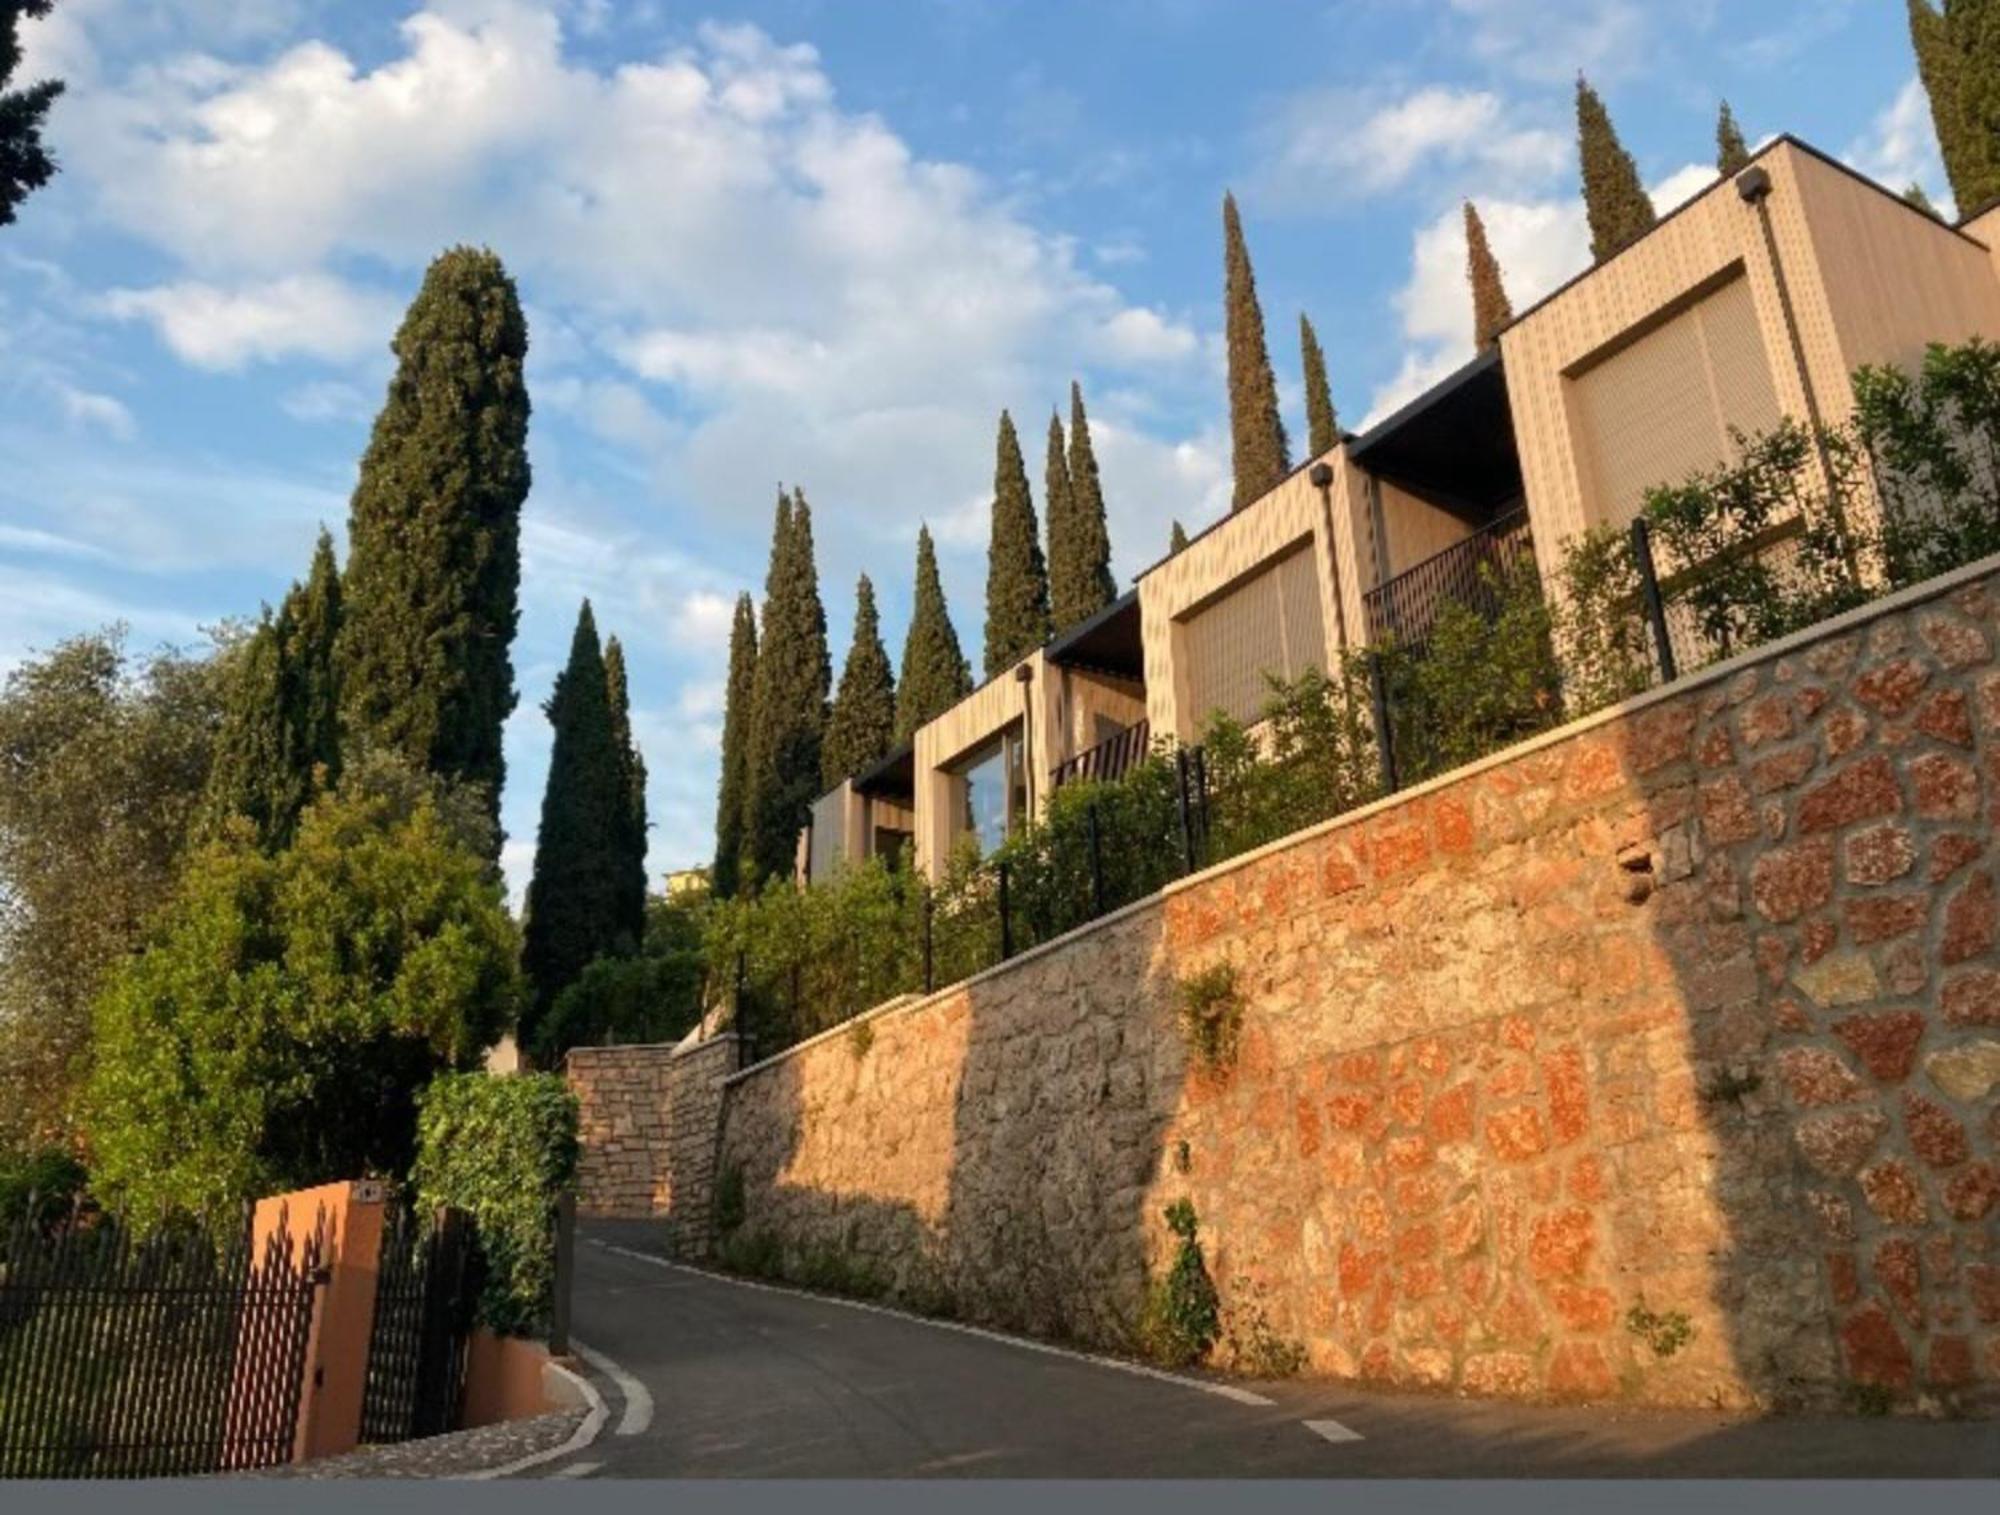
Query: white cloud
1258,86,1566,205
1093,307,1199,364
281,379,374,423
101,274,398,370
55,383,135,440
1848,76,1955,219
1444,0,1669,84
1650,162,1719,217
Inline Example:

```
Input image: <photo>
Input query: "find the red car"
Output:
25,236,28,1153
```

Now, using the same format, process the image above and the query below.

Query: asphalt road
543,1222,2000,1479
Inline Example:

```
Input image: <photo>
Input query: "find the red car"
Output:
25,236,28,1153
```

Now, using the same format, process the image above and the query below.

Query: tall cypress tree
1910,0,2000,211
822,575,897,787
1,1,63,229
203,528,343,849
1300,313,1339,459
1223,192,1290,511
337,246,528,852
743,488,830,887
1464,201,1514,351
1043,411,1077,626
895,526,972,743
1575,76,1657,262
1716,101,1751,175
711,592,758,899
1064,382,1116,623
1170,521,1190,554
983,410,1052,677
602,635,648,952
522,601,627,1037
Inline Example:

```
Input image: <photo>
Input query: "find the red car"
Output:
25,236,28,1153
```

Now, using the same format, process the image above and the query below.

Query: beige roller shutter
1180,542,1327,727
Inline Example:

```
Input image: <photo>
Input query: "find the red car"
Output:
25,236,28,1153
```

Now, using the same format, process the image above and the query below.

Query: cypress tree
1053,382,1117,629
1906,181,1942,216
895,526,972,744
1716,101,1751,175
1910,1,2000,211
1170,521,1190,554
1464,201,1514,352
1223,192,1290,510
603,635,648,952
1300,313,1339,459
337,246,528,852
822,575,897,787
1575,76,1657,262
1,2,63,228
711,592,758,899
983,410,1052,677
1043,410,1077,624
288,529,343,797
522,601,628,1038
743,488,830,887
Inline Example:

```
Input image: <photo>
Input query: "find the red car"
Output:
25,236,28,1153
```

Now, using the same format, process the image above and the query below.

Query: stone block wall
567,1035,739,1255
706,560,2000,1412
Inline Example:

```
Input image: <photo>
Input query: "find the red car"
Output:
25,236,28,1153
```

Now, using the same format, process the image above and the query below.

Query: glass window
950,723,1026,855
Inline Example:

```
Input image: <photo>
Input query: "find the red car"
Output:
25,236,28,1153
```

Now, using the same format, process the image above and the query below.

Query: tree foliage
522,602,632,1041
1463,201,1513,351
1910,0,2000,212
743,490,830,886
1575,75,1657,262
711,592,758,899
983,410,1052,676
338,247,529,849
1300,313,1339,459
84,779,521,1223
1170,520,1190,554
1223,192,1290,509
1715,100,1751,175
896,525,972,743
0,628,230,1155
1052,383,1117,629
603,635,649,951
823,574,896,787
530,893,708,1065
0,1,62,228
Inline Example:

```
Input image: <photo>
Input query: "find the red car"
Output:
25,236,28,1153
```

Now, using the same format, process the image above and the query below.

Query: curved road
539,1222,2000,1479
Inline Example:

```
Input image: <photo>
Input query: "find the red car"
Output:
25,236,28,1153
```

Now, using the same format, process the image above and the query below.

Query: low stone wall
710,561,2000,1412
567,1036,738,1254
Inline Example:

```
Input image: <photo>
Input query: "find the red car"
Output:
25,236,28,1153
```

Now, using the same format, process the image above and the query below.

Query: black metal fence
0,1203,325,1479
1362,506,1535,648
359,1204,481,1447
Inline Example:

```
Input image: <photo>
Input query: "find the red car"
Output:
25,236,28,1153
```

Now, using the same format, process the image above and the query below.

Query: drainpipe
1014,661,1037,824
1308,459,1352,654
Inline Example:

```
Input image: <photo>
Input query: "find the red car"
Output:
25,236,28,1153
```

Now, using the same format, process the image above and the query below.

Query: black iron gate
359,1204,481,1445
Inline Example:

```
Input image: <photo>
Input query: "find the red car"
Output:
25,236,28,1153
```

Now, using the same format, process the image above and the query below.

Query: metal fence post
1087,799,1105,918
1629,516,1678,686
1192,745,1211,858
1175,747,1198,875
1367,653,1401,795
549,1190,576,1358
997,860,1013,961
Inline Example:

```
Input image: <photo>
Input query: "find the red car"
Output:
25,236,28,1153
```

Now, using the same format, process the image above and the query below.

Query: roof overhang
1347,348,1521,516
1044,589,1144,681
852,741,915,801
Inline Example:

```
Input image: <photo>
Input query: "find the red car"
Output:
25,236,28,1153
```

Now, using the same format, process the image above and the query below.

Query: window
1178,541,1327,727
1568,268,1781,525
949,723,1028,855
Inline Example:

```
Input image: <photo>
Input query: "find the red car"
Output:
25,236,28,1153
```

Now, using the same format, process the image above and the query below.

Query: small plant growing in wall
1176,963,1243,1075
1139,1198,1220,1368
714,1163,746,1235
1625,1299,1696,1359
848,1018,875,1060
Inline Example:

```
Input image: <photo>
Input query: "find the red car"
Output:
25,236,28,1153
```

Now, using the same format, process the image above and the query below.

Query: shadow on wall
708,565,2000,1413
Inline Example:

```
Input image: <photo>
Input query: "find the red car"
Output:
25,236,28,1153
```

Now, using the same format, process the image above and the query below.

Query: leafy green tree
338,247,529,848
1300,313,1339,459
1910,0,2000,211
1575,75,1656,261
895,526,972,743
204,529,343,849
1464,201,1513,351
983,410,1052,675
1716,100,1751,175
712,592,757,899
530,894,707,1065
822,575,896,786
1223,191,1290,509
743,489,830,886
603,635,648,953
522,602,630,1041
1,2,62,228
0,628,231,1155
85,780,521,1223
1055,382,1117,627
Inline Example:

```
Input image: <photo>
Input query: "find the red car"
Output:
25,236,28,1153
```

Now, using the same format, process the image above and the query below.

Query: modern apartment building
801,136,2000,884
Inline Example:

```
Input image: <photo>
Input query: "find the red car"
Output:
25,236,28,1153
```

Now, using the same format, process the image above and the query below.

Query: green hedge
412,1072,579,1337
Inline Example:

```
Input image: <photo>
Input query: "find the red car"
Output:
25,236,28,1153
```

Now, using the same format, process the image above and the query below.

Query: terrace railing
1049,718,1151,792
1363,507,1535,649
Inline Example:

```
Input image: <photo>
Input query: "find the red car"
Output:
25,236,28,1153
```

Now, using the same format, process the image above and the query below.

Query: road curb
459,1359,607,1480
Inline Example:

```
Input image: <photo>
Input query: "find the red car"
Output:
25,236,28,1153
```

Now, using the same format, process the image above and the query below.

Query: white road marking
550,1461,603,1478
573,1338,654,1436
596,1241,1277,1409
1304,1418,1363,1444
461,1360,606,1480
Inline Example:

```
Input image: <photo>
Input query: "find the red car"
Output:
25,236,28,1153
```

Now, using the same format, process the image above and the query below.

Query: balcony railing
1363,507,1535,649
1049,718,1151,792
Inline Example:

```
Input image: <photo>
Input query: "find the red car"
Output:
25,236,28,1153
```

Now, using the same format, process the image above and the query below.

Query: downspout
1308,459,1352,653
1014,661,1037,826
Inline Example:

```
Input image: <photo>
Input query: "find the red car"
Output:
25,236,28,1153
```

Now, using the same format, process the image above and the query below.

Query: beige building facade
801,136,2000,885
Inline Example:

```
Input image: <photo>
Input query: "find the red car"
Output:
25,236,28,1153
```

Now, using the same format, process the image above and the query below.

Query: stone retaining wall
705,561,2000,1412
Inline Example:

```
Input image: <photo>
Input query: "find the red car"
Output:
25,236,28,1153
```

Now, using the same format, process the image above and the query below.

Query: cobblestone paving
242,1408,589,1478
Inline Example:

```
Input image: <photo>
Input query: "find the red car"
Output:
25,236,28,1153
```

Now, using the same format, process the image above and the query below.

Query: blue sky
0,0,1950,900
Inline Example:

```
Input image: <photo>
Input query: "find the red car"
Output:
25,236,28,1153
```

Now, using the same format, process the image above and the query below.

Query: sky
0,0,1954,904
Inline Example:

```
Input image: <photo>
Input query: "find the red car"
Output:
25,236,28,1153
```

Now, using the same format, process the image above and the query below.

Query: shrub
534,894,708,1065
1853,336,2000,585
412,1071,579,1337
1198,664,1381,862
0,1147,88,1230
1175,963,1243,1074
85,780,522,1224
1138,1198,1220,1368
